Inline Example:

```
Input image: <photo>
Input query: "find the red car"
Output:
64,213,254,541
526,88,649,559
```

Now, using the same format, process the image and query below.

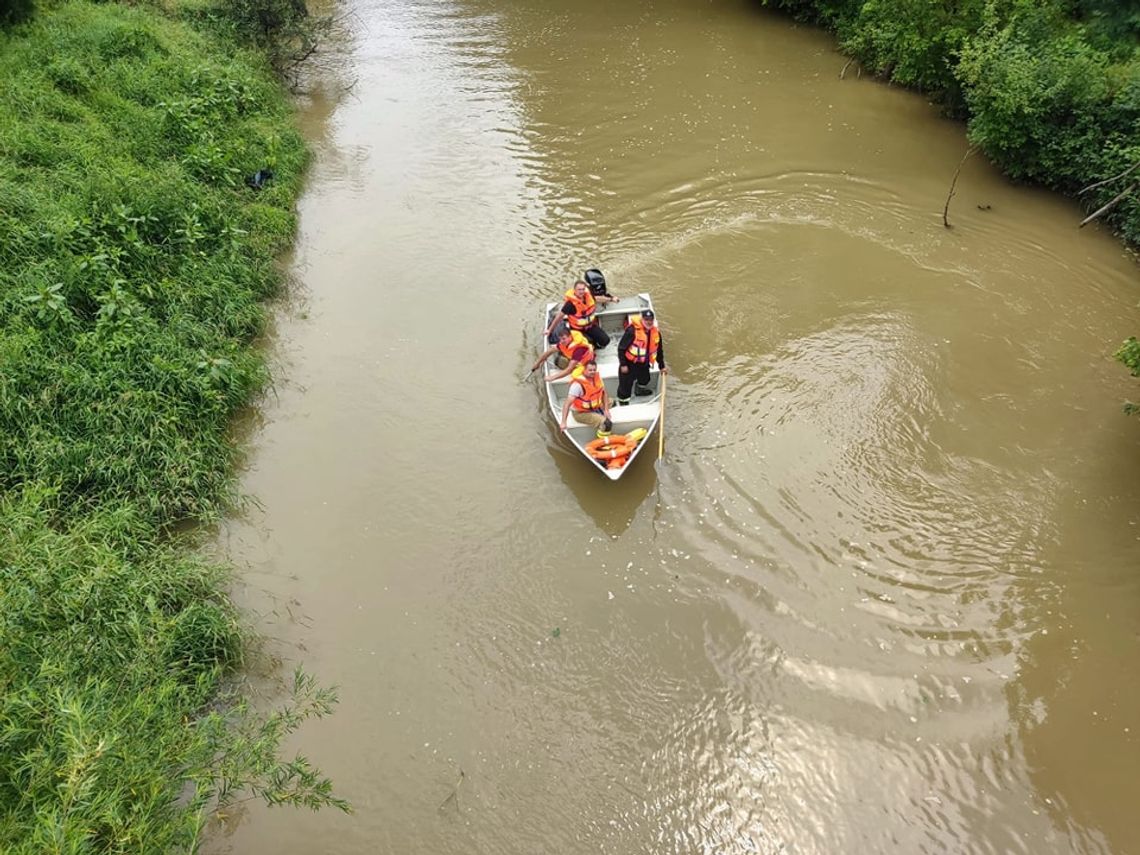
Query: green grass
0,1,344,850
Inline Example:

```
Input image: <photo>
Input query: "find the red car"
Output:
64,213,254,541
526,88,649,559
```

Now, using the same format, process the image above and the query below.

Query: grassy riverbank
0,1,341,850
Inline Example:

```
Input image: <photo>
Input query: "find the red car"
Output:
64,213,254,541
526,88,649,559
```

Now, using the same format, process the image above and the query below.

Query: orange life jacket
570,371,606,412
557,330,595,363
564,288,596,330
625,319,660,364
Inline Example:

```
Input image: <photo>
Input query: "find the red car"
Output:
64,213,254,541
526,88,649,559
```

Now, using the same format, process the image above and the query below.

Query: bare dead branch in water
942,144,976,229
289,41,320,68
1079,160,1140,196
1079,182,1139,228
437,769,465,812
1075,158,1140,228
840,58,854,79
283,9,359,92
286,76,357,98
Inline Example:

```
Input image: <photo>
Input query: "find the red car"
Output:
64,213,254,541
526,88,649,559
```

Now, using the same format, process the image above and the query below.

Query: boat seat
546,362,658,384
594,307,636,319
546,297,650,328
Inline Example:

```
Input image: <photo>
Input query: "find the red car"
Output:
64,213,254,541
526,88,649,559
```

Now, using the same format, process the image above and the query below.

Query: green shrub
1116,336,1140,412
958,10,1115,186
0,0,34,26
759,0,861,29
215,0,324,75
1072,0,1140,53
840,0,986,108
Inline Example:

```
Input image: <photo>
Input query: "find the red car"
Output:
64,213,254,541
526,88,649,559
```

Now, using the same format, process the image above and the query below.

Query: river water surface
212,0,1140,852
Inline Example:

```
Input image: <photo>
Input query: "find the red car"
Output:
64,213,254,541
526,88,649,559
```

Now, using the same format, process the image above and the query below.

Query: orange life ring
606,455,630,470
590,444,633,460
585,435,627,452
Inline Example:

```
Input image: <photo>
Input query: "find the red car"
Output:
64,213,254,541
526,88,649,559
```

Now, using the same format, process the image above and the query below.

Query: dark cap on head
641,309,655,320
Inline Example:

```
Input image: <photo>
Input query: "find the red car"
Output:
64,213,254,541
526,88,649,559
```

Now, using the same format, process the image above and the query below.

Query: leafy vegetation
0,0,34,26
223,0,326,76
759,0,1140,400
1116,336,1140,414
0,0,344,850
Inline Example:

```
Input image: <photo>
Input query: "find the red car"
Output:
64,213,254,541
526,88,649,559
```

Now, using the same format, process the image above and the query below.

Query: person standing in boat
529,327,595,382
545,279,620,350
615,309,668,405
559,360,613,437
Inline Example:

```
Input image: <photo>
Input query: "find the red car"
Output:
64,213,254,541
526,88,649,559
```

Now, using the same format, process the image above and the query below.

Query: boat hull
542,294,662,480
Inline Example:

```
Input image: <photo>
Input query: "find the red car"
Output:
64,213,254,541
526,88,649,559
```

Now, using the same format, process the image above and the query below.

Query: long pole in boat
657,372,667,461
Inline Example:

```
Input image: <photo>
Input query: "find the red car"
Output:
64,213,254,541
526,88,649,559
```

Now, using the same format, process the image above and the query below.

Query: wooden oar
656,372,667,461
652,372,668,531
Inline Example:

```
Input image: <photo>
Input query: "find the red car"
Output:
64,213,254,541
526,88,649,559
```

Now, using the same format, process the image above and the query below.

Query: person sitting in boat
615,309,668,405
544,279,620,351
530,327,595,382
559,360,613,437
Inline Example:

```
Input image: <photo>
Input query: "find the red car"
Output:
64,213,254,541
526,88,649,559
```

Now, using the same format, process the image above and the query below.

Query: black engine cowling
583,268,608,296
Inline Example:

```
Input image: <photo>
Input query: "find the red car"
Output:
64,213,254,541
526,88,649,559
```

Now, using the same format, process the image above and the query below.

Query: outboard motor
583,268,609,297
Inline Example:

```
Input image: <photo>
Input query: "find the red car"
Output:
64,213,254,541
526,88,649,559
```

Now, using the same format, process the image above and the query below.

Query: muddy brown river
210,0,1140,852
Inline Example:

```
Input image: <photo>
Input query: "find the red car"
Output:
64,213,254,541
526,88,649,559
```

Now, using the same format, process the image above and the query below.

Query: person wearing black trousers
615,309,668,405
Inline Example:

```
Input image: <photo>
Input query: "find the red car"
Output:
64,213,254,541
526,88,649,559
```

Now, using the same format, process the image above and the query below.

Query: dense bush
0,1,344,850
760,0,981,101
841,0,985,104
1116,336,1140,413
189,0,327,77
958,4,1140,226
0,0,34,26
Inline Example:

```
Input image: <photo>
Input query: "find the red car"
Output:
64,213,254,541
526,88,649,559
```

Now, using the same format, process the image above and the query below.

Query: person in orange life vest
615,309,668,405
530,327,595,382
545,279,620,351
559,360,613,436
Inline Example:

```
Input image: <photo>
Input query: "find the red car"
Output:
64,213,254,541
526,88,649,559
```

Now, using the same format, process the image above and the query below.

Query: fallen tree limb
1079,182,1139,228
1079,160,1140,196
